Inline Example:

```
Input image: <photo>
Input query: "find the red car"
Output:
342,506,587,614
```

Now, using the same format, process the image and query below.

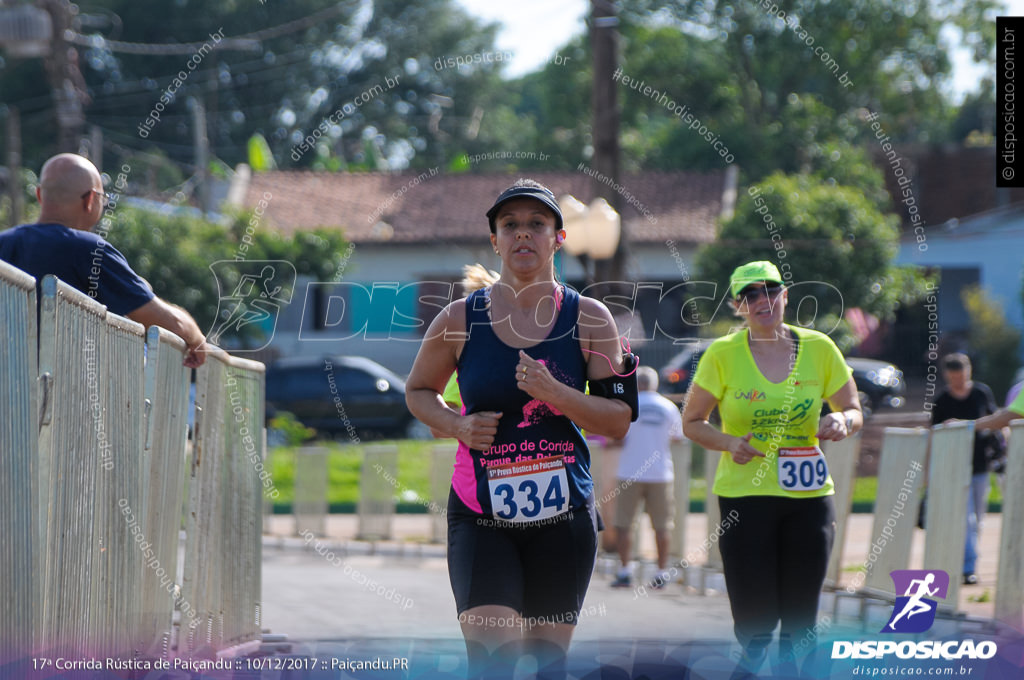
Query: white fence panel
824,433,861,587
0,261,38,661
430,443,457,543
862,427,929,594
669,439,692,561
995,421,1024,629
702,445,723,570
183,356,229,652
37,276,114,654
139,326,192,655
93,311,147,657
181,352,265,654
358,444,398,540
294,446,329,537
924,422,973,610
222,357,265,649
1,266,265,663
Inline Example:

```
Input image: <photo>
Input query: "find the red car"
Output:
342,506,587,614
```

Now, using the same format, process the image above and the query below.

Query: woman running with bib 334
406,179,636,679
682,261,862,675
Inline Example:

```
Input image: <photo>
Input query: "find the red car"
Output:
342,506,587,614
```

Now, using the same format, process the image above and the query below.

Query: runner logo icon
207,260,296,350
882,569,949,634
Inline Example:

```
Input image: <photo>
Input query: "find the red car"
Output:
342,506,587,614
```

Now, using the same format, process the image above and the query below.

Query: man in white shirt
611,366,684,589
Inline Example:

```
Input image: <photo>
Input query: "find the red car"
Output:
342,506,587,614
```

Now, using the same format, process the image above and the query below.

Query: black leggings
718,495,835,654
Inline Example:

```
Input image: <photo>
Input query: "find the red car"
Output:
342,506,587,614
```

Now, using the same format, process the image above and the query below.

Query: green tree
2,0,525,173
509,0,997,175
951,78,996,144
695,171,931,346
622,0,996,142
963,286,1022,400
103,204,348,344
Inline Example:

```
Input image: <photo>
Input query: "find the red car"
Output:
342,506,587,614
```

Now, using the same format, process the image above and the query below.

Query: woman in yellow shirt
682,261,862,674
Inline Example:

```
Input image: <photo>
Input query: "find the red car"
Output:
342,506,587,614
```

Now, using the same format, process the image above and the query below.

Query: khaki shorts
613,480,675,532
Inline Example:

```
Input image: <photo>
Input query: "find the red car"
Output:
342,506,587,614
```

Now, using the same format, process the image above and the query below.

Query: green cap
729,261,783,298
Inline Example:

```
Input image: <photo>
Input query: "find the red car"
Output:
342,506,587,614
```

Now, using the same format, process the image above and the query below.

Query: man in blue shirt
0,153,208,366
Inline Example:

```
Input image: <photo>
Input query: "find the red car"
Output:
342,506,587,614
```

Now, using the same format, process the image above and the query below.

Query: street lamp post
559,194,622,285
0,1,86,152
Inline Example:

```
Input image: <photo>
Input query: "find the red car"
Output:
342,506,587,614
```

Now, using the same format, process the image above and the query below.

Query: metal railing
995,421,1024,629
180,352,265,654
0,269,265,663
0,260,38,663
838,422,1024,628
37,275,131,656
139,326,193,656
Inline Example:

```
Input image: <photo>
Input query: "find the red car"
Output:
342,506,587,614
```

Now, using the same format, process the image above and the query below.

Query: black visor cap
486,186,564,233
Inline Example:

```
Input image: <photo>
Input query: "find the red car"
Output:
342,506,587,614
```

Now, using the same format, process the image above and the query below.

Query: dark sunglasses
737,283,784,303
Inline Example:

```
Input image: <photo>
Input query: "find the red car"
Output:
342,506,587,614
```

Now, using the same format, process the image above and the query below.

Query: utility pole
39,0,86,152
192,98,210,214
7,107,24,224
590,0,626,285
87,125,102,173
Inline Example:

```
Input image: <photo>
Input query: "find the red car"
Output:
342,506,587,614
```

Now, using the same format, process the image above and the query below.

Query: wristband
587,352,640,421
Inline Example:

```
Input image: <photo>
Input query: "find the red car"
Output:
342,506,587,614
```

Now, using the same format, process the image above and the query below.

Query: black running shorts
446,489,598,624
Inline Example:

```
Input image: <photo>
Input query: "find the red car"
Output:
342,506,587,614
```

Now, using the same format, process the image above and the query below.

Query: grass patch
989,475,1004,507
847,474,1002,514
686,475,883,513
967,589,992,603
268,440,434,513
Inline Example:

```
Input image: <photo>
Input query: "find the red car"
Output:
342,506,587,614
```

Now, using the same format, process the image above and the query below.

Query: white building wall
896,225,1024,332
264,241,703,375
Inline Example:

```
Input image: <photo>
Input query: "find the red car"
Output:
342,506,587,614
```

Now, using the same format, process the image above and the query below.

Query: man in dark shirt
930,353,998,585
0,153,207,366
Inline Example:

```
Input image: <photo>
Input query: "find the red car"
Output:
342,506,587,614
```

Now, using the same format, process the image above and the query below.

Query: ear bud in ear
556,231,565,244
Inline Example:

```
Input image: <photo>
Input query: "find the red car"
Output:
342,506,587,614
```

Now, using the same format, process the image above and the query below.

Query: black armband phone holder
588,352,640,421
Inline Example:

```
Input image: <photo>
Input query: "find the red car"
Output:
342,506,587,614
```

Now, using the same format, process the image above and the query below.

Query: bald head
40,153,101,203
637,366,658,392
36,153,105,230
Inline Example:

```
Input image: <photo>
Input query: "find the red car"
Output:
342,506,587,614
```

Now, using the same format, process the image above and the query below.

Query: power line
102,135,196,170
8,45,316,117
88,100,285,123
67,4,350,55
80,44,315,98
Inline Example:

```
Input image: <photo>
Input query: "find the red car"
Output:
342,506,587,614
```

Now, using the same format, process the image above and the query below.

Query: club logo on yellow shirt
733,389,767,402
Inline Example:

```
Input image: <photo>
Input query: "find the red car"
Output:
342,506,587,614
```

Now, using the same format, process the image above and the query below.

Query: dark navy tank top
452,286,591,517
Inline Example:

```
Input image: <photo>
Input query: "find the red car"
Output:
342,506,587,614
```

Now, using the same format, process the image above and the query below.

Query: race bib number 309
777,446,829,491
487,455,569,523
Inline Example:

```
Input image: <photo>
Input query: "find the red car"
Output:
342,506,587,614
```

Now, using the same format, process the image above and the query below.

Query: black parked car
658,340,714,404
844,357,905,415
265,355,430,440
659,342,905,416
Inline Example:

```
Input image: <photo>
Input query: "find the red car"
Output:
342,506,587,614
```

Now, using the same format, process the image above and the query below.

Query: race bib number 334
777,446,829,491
487,455,569,522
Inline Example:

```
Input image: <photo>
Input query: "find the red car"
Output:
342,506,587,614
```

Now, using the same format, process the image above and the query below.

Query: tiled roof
243,169,728,245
